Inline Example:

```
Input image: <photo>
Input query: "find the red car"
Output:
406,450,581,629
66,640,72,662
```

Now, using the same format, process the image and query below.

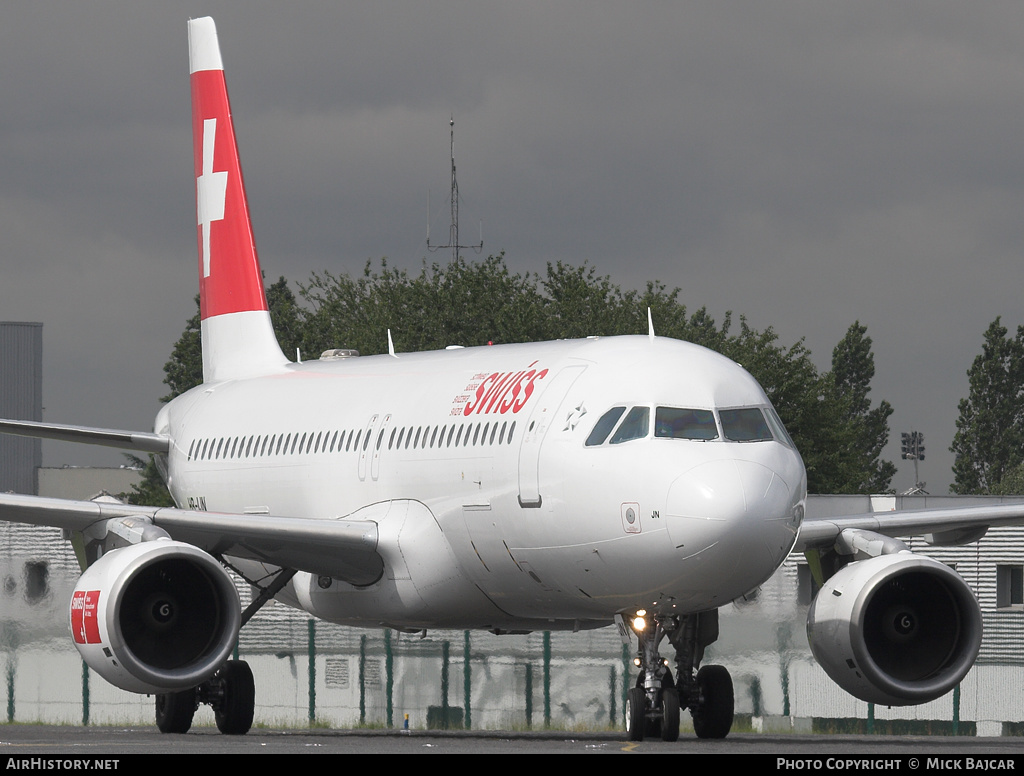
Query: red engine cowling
70,540,241,694
806,552,983,706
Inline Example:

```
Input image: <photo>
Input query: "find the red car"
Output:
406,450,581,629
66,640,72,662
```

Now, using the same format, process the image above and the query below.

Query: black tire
155,687,197,734
214,660,255,735
661,687,680,742
692,665,733,739
625,686,646,741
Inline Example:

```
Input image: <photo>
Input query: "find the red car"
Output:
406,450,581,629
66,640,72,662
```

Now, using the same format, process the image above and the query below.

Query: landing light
632,616,646,632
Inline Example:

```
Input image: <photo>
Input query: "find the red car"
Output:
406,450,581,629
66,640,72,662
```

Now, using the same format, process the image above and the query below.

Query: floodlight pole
900,430,926,495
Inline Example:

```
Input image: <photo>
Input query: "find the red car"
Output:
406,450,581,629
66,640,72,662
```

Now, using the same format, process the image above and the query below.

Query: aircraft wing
0,419,170,454
796,501,1024,551
0,491,383,586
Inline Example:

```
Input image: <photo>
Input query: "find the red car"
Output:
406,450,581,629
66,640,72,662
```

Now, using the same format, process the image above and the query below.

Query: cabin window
720,408,772,442
655,407,718,440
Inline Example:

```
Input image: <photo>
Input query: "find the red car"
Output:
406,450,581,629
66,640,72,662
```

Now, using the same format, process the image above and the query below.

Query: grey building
0,322,42,495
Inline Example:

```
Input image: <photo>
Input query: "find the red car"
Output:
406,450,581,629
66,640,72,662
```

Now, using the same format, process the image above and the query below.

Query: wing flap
0,492,382,586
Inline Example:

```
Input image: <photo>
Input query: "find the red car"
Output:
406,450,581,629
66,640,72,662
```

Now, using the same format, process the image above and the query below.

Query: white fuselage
157,334,806,631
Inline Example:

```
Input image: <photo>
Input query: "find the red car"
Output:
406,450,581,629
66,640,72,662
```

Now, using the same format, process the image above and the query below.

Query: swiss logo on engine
70,590,102,645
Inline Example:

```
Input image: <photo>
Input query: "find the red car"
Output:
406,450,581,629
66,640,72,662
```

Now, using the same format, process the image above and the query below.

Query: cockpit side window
586,406,626,446
720,407,772,442
764,406,795,448
610,406,650,444
655,407,718,440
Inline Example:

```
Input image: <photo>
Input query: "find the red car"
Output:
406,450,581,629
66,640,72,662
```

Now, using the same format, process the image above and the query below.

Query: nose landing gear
618,609,734,741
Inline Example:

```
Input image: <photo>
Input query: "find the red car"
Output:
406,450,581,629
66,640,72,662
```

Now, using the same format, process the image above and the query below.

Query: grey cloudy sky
2,1,1022,493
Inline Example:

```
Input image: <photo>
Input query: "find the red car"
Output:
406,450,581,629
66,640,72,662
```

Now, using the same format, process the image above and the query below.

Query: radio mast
427,117,483,262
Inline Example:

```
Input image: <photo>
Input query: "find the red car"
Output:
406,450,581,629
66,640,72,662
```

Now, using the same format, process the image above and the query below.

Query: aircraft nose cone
665,457,800,597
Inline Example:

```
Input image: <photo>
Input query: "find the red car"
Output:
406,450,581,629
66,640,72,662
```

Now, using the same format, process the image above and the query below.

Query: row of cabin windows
186,419,518,462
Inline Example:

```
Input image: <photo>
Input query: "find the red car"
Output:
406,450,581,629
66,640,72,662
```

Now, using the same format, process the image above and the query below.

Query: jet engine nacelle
69,540,241,694
806,552,982,706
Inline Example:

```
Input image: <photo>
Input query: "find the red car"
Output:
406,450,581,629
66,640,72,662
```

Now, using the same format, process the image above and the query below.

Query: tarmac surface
2,725,1024,757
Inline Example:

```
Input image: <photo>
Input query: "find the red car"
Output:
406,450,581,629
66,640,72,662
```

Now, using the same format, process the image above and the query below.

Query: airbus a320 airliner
1,17,1022,740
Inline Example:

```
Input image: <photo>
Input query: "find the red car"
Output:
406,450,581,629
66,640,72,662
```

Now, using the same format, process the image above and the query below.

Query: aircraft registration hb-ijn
2,16,1023,740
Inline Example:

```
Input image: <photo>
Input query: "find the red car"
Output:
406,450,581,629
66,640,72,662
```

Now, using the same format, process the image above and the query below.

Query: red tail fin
188,17,286,382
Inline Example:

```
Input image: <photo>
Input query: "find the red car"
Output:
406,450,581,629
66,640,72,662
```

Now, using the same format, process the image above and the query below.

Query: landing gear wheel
626,686,646,741
692,664,733,739
661,687,680,742
155,686,197,734
214,660,255,735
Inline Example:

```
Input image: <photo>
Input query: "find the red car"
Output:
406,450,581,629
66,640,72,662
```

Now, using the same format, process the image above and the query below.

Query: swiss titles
451,362,549,417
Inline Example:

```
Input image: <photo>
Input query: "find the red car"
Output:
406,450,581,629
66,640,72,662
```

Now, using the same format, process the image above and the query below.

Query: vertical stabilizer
188,17,288,382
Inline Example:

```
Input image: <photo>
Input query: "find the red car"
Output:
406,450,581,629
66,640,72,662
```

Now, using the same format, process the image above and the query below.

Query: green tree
950,318,1024,494
822,322,896,494
990,461,1024,495
300,255,547,356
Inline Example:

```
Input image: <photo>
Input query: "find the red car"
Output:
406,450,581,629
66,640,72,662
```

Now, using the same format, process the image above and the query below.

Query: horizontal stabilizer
0,418,169,454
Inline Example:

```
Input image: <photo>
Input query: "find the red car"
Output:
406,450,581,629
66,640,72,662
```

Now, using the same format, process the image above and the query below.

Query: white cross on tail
196,118,228,277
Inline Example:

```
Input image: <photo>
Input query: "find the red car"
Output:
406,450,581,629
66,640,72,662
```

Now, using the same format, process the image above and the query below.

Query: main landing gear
155,567,297,735
620,609,734,741
155,659,255,735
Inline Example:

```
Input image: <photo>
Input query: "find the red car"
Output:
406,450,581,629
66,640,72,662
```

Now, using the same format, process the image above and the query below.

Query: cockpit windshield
609,406,650,444
719,408,772,442
585,406,626,446
655,407,718,440
585,403,793,447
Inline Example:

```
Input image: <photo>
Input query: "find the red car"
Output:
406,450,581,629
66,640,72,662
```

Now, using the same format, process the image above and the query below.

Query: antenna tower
427,117,483,262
